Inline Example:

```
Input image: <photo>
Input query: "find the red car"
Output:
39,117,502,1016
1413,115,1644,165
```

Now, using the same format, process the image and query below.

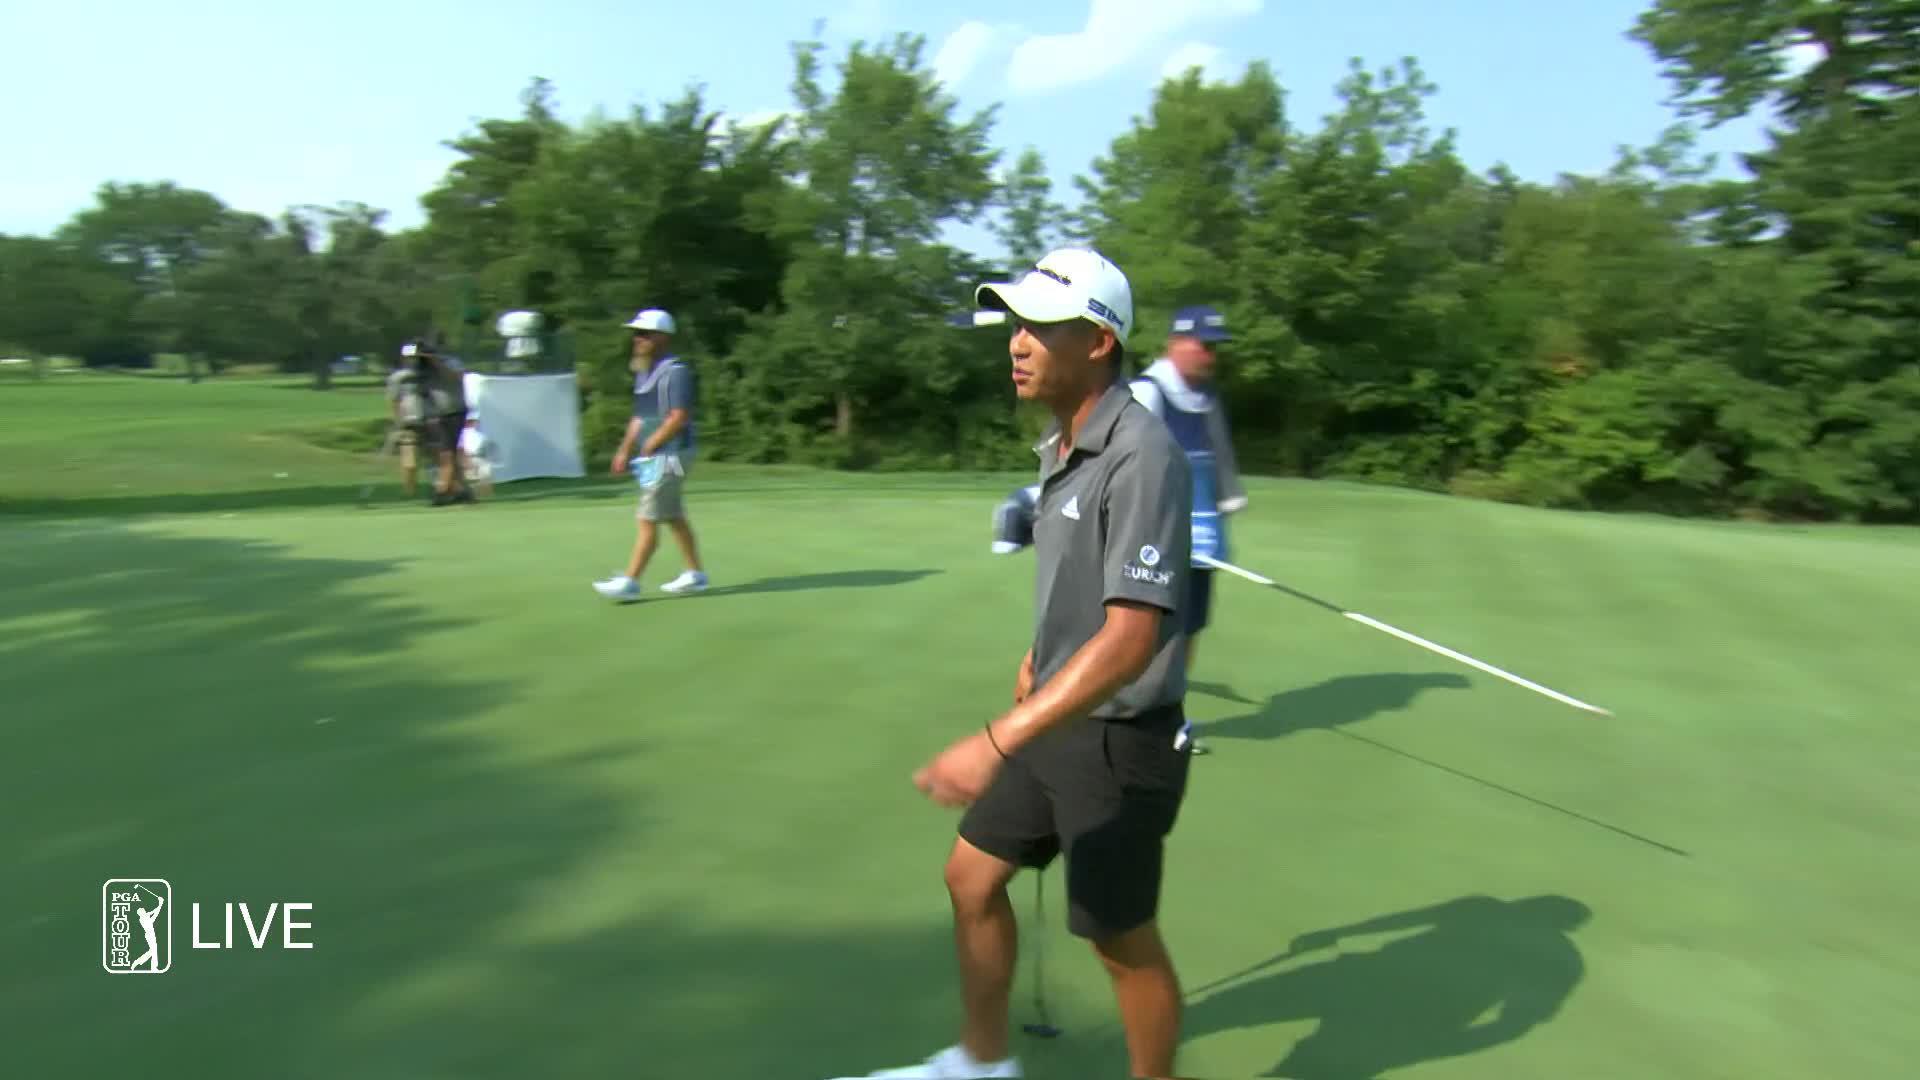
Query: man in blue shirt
592,308,710,602
1129,305,1248,754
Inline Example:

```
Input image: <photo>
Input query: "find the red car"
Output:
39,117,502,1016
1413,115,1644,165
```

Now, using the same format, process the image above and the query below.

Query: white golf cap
974,247,1134,346
623,308,676,333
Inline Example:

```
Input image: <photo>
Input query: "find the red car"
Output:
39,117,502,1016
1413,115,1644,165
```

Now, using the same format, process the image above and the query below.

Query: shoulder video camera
402,341,442,373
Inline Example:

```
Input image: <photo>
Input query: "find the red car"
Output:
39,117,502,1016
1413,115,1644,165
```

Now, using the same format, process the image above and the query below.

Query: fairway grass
5,377,1919,1078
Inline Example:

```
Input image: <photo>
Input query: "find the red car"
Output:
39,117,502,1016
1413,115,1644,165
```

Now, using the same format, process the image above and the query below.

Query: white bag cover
460,371,585,482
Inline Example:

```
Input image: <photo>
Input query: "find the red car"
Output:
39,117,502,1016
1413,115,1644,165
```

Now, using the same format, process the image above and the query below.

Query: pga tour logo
102,878,314,974
102,879,171,974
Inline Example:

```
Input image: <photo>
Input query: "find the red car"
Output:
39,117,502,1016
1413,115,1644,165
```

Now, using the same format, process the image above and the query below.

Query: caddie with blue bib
591,307,711,602
1129,305,1247,752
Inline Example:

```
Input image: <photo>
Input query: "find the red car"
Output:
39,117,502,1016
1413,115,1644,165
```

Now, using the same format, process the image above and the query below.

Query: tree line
2,0,1914,522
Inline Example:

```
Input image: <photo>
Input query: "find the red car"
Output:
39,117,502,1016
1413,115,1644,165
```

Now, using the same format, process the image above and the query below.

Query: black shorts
958,707,1191,940
434,411,466,453
1186,568,1215,634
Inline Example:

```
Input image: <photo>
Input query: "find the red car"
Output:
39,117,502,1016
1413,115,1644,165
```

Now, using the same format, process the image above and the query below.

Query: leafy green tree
737,32,1001,461
0,233,144,368
993,147,1063,272
1073,63,1287,349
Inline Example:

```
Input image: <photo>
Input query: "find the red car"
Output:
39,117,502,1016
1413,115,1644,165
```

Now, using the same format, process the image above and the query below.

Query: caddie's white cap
974,247,1134,346
623,308,676,333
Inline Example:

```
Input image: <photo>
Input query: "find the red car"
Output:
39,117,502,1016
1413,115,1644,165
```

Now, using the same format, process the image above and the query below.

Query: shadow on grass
0,523,1109,1078
0,476,632,518
1180,894,1591,1079
699,569,942,598
0,471,1016,519
1188,679,1257,705
1204,672,1473,742
0,524,616,1077
1200,674,1689,856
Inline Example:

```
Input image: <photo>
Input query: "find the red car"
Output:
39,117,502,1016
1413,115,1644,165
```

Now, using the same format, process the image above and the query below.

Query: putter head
1021,1022,1062,1039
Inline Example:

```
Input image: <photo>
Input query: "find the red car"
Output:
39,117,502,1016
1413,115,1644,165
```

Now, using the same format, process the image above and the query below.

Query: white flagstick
1339,612,1612,715
1199,555,1277,586
1195,554,1612,716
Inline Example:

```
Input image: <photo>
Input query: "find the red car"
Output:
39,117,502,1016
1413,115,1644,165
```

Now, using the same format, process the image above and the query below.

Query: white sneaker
660,570,709,595
824,1045,1021,1079
592,576,641,602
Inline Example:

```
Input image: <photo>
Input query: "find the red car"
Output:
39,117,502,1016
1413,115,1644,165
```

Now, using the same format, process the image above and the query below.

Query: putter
1021,871,1062,1039
1195,554,1613,716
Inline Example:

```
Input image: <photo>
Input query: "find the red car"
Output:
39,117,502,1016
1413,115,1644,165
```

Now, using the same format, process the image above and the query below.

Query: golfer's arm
988,601,1162,752
640,408,688,455
615,417,642,456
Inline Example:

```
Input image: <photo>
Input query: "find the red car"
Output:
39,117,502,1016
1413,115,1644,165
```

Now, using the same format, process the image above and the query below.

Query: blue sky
3,0,1780,259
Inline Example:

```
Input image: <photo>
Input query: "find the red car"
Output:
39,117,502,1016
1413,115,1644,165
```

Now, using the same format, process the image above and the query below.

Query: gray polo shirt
1027,381,1193,723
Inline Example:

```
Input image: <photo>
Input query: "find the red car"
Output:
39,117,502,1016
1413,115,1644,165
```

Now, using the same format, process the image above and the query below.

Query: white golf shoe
660,570,709,595
591,576,641,602
824,1044,1021,1079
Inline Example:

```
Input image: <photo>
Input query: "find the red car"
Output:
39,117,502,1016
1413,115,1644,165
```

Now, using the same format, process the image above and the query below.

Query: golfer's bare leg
944,837,1020,1065
666,517,704,574
1094,920,1183,1079
625,520,659,579
399,444,417,497
435,449,457,495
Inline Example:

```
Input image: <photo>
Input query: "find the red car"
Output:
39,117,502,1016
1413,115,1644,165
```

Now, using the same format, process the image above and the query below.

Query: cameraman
386,341,474,505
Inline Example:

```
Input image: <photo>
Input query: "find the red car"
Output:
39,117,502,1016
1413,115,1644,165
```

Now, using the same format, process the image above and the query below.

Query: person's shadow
1197,672,1473,743
1185,894,1591,1078
698,569,939,598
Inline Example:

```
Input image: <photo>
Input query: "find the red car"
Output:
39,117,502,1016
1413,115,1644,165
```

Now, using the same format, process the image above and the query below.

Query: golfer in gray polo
831,248,1195,1080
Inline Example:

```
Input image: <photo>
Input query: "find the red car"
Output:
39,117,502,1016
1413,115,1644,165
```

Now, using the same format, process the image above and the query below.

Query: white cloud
1004,0,1262,96
1159,42,1228,84
933,21,998,89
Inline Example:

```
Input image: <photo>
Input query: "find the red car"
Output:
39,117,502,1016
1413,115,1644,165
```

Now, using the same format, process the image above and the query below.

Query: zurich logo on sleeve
1122,544,1173,586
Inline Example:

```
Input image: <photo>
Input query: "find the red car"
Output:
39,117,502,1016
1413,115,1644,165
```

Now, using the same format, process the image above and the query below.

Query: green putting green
4,377,1917,1077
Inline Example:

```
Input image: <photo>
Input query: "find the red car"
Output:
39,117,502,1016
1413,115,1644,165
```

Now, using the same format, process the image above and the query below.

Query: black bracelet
984,721,1009,759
